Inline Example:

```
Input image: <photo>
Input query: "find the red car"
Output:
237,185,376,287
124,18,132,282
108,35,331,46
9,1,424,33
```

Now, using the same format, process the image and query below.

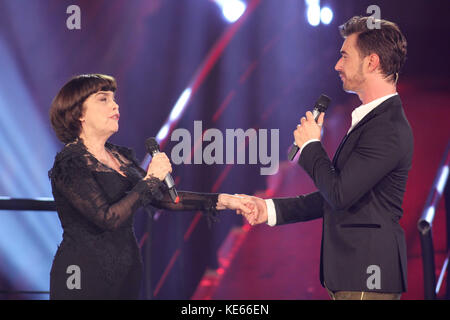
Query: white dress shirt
265,93,398,226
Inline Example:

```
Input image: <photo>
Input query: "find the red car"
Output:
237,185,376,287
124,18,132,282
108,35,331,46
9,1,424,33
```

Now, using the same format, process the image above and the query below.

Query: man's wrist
299,139,320,155
265,199,277,226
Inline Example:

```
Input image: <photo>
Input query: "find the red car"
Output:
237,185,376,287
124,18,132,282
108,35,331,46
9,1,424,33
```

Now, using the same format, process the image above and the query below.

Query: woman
48,74,252,299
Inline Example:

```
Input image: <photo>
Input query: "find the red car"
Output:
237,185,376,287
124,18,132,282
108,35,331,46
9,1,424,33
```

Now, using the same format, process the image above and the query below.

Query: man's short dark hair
49,74,117,144
339,16,407,83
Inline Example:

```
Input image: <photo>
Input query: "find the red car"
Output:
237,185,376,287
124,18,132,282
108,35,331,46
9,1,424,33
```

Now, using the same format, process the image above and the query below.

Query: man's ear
366,53,380,73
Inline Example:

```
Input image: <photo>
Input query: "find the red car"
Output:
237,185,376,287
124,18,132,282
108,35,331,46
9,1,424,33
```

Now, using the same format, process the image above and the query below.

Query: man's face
335,33,366,94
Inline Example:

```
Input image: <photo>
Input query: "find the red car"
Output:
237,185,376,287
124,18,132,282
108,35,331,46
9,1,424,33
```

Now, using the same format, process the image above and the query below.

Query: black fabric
48,139,218,299
273,95,413,293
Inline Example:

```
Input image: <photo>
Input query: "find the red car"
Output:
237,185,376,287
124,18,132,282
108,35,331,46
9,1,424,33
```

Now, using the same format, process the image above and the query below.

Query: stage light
0,36,62,295
424,206,435,223
305,0,319,5
214,0,246,23
222,0,246,23
306,2,321,27
320,7,333,25
156,123,170,142
169,88,192,122
305,0,333,26
436,165,448,195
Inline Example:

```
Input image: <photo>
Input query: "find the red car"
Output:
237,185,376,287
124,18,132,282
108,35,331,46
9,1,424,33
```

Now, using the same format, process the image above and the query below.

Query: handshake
216,194,268,226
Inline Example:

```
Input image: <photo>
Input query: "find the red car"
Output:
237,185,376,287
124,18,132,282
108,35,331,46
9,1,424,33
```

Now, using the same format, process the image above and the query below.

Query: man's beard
341,63,365,93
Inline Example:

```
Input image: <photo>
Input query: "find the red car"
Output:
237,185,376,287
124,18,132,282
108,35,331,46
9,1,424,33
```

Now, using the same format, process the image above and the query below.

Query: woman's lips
110,114,120,120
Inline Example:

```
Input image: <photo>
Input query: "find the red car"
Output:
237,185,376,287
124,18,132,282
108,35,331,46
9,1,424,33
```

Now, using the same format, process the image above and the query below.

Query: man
239,16,413,300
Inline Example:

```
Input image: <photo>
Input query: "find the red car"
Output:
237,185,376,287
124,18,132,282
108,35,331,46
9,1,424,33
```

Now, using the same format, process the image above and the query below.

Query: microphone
145,137,179,203
287,94,331,161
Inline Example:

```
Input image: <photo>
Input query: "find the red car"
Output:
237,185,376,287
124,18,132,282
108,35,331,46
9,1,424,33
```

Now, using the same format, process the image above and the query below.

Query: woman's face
79,90,120,138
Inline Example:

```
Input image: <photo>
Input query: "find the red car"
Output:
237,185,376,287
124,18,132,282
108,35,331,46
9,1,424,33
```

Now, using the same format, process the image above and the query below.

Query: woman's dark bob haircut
49,74,117,144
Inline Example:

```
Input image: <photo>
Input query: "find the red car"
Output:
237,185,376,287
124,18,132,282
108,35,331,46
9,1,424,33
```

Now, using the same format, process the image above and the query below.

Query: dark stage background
0,0,449,299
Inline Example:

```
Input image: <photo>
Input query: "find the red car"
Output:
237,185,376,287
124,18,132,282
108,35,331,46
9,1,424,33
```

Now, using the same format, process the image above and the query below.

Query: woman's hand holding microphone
145,152,172,181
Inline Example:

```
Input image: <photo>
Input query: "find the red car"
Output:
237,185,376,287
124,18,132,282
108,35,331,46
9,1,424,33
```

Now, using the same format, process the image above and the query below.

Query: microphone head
145,137,160,154
315,94,331,112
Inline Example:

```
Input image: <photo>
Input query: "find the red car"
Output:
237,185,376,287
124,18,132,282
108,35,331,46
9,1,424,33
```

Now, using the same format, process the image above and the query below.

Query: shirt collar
350,93,398,129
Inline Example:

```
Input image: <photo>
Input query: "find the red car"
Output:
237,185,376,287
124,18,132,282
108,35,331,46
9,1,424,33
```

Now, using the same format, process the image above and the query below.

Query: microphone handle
312,109,321,121
287,143,300,161
163,170,176,189
164,173,179,202
168,187,179,204
151,150,179,203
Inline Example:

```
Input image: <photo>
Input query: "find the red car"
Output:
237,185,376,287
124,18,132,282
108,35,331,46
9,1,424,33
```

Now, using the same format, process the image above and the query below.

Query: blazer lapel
331,95,400,166
332,134,349,166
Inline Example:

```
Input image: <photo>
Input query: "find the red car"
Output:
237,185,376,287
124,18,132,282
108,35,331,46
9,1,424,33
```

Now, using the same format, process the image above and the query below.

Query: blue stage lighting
0,34,62,296
156,123,170,142
320,7,333,25
170,88,192,122
307,4,321,27
305,0,320,27
305,0,332,26
214,0,246,23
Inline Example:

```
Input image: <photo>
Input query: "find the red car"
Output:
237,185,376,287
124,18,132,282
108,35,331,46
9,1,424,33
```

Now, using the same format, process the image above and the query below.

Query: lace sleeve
116,145,220,224
152,190,218,211
151,187,220,225
51,159,163,231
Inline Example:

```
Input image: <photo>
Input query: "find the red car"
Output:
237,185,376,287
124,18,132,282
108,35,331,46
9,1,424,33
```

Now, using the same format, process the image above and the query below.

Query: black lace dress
48,139,218,299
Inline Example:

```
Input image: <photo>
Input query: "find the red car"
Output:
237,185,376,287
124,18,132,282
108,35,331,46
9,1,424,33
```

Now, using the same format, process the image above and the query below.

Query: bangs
62,74,117,111
74,74,117,97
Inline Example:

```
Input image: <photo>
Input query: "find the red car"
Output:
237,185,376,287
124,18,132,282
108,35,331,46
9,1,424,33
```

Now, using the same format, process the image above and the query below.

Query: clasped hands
217,194,268,226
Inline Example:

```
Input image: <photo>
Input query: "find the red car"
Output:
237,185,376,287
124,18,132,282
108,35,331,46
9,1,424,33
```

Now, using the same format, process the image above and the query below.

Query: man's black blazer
273,95,413,293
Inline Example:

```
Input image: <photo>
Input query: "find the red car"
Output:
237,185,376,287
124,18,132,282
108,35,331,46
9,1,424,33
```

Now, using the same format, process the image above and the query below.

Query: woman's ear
78,114,86,124
78,101,87,122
